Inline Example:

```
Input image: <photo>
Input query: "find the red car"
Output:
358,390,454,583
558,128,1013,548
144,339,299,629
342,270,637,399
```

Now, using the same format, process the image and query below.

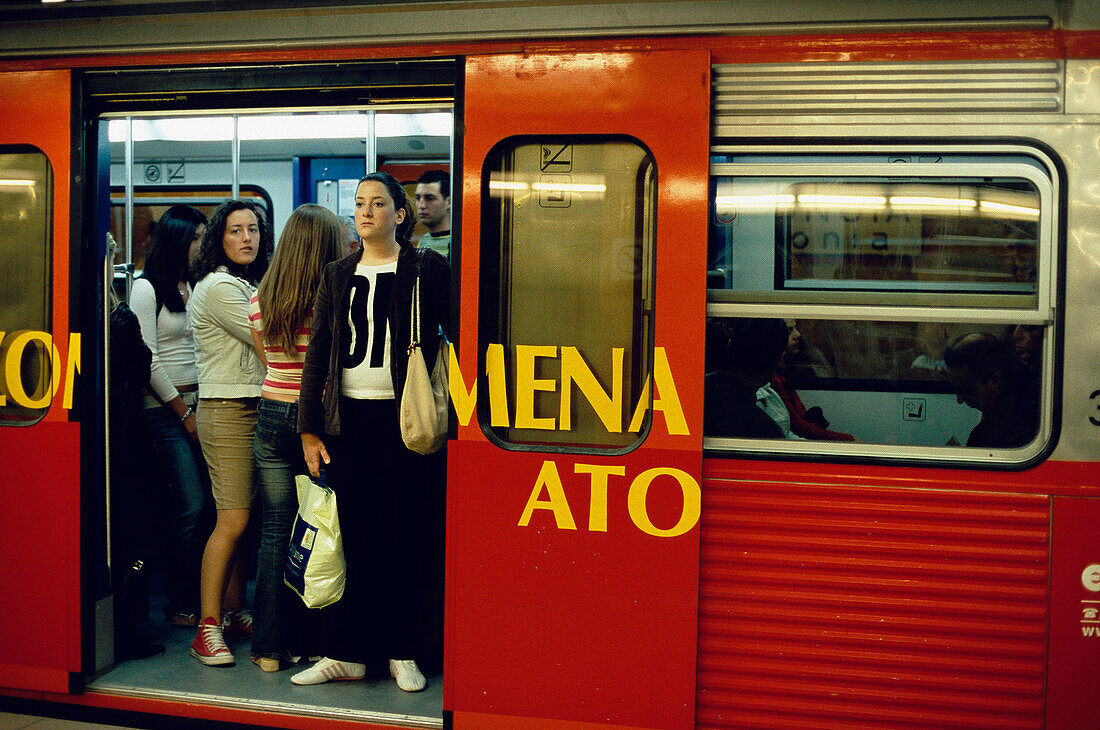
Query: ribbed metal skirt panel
696,478,1050,729
712,61,1063,116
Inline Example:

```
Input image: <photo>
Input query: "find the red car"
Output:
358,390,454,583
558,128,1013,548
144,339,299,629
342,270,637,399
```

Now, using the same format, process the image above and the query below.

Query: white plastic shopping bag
284,472,345,608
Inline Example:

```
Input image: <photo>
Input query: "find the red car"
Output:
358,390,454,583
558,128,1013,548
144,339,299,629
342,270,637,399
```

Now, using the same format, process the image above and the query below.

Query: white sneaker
389,659,426,692
290,657,366,685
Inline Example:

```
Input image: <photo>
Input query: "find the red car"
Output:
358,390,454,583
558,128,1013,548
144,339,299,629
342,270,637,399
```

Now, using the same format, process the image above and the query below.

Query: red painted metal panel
449,441,703,729
0,69,80,694
1046,497,1100,729
0,424,81,693
708,457,1100,498
450,50,709,729
697,474,1049,730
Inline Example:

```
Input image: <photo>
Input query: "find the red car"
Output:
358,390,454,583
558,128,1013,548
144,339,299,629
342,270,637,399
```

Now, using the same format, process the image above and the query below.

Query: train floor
85,577,443,728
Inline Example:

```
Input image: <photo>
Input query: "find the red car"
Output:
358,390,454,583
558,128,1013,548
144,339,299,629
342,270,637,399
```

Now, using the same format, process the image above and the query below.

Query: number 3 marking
1091,390,1100,426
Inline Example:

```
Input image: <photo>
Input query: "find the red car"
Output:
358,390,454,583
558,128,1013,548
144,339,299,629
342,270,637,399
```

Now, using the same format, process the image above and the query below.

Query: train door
79,59,458,726
0,70,82,693
447,51,710,729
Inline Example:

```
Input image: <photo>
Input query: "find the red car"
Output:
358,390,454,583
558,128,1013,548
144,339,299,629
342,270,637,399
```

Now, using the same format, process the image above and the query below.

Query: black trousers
318,397,445,668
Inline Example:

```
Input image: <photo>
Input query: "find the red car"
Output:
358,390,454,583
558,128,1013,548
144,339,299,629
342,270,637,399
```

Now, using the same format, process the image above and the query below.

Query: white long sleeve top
129,277,199,407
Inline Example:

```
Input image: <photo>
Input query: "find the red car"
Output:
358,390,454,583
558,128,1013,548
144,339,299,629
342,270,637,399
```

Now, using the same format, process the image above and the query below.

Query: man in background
414,169,451,259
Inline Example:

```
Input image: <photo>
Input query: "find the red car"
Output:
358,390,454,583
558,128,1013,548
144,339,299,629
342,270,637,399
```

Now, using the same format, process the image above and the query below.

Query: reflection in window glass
704,317,1041,449
0,148,52,425
483,138,655,450
704,151,1054,461
709,176,1039,299
108,186,271,275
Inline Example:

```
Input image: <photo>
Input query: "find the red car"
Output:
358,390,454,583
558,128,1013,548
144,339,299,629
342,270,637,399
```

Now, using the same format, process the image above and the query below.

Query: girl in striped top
248,204,343,672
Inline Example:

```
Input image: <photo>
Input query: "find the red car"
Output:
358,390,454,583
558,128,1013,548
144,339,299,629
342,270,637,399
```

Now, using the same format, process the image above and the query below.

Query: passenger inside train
943,332,1039,448
93,107,454,721
769,320,854,441
106,258,163,661
703,317,789,439
413,169,451,259
131,205,211,631
704,151,1047,452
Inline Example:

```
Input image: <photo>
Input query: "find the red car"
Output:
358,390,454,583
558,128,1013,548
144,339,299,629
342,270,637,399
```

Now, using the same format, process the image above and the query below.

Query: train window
108,186,272,273
482,137,655,451
0,147,52,426
705,149,1057,465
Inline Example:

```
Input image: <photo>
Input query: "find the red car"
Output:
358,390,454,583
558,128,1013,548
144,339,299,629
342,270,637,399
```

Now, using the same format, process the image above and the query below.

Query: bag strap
409,249,423,350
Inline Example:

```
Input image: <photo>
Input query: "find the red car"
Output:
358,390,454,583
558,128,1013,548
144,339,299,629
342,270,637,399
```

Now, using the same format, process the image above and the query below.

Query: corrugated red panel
697,476,1050,730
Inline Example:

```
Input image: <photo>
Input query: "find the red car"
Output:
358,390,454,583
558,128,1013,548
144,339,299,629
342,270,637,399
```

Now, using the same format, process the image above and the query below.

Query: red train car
1,1,1099,728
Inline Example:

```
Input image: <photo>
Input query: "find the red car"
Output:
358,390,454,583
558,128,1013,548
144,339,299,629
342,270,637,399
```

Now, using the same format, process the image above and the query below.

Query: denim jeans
143,404,209,616
252,399,309,658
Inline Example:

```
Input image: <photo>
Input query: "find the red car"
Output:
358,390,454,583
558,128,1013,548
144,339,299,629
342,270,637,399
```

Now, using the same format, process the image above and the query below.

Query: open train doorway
84,60,456,727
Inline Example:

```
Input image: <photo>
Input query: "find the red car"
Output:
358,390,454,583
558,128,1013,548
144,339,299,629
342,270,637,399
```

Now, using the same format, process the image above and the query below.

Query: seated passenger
943,332,1038,448
911,321,950,374
1013,324,1043,375
756,382,800,439
770,319,855,441
704,317,788,439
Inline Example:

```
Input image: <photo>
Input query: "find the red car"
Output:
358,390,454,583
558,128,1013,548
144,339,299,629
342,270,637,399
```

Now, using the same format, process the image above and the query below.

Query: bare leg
199,507,251,621
223,550,247,612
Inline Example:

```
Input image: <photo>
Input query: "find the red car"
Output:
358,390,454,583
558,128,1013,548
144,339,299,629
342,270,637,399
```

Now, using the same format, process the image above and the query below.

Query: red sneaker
190,617,234,666
222,608,253,638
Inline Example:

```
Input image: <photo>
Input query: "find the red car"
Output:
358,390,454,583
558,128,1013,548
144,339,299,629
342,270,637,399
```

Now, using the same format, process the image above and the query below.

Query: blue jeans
252,399,309,658
143,404,209,616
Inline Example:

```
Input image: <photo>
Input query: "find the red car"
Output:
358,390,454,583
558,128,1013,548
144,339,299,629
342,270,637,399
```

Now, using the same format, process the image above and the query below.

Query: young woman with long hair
187,199,269,666
294,172,449,691
129,204,210,627
247,204,343,671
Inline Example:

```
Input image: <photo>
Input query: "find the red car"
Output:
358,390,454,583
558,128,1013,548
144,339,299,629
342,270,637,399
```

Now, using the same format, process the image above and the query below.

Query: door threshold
86,684,443,728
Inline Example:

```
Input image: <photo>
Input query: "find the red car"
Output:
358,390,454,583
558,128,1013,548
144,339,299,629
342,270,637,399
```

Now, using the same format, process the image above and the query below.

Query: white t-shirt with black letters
340,261,397,399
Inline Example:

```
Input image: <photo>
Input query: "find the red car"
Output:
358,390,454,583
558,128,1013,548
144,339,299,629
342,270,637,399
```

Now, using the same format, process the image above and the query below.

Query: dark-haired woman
187,200,269,667
247,204,343,671
130,204,209,628
293,172,449,691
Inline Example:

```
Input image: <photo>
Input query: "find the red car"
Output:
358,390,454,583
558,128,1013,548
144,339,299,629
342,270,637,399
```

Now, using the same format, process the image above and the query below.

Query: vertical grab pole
232,115,241,199
364,110,377,174
123,116,134,301
103,234,117,572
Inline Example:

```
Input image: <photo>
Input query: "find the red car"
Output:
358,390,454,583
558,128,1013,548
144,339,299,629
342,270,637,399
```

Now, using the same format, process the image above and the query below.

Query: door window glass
0,147,53,425
482,138,655,451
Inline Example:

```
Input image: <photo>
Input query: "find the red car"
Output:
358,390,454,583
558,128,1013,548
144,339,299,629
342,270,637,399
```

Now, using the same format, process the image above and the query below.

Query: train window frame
704,144,1060,467
0,145,54,427
478,134,657,454
107,184,274,276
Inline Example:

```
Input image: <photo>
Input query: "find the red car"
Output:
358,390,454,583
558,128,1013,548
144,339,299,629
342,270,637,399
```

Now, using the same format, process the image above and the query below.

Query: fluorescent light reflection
979,199,1041,219
890,196,977,209
489,175,608,198
0,179,37,188
108,112,453,143
530,182,606,193
488,180,527,192
713,182,1040,221
797,194,888,208
715,193,795,210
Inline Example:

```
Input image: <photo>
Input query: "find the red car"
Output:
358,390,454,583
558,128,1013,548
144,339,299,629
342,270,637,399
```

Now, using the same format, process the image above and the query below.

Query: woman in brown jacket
294,172,449,691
